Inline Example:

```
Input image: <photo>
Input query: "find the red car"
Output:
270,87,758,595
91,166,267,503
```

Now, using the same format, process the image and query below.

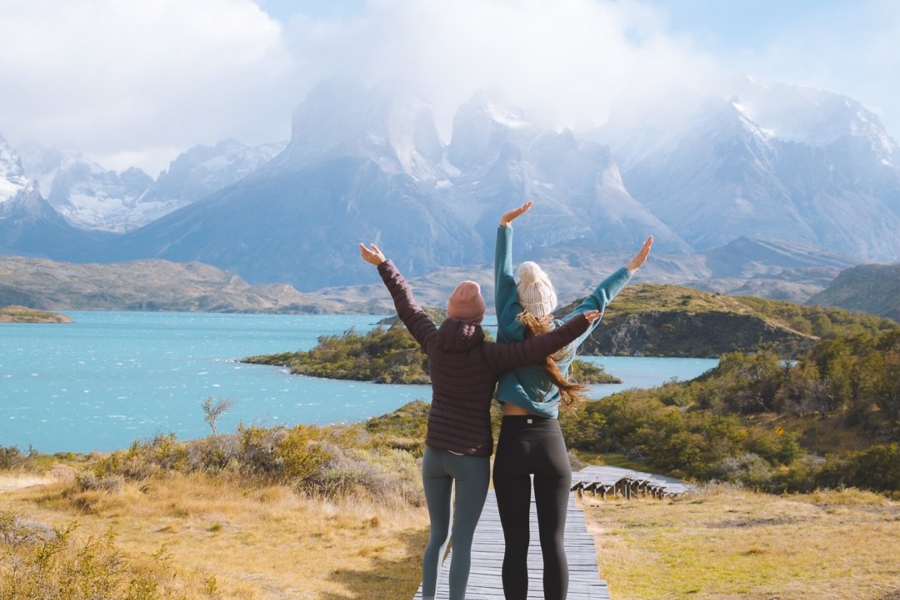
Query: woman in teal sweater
492,201,652,600
360,241,600,600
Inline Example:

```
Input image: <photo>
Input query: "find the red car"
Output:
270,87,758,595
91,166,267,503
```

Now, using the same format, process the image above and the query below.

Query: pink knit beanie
446,280,486,323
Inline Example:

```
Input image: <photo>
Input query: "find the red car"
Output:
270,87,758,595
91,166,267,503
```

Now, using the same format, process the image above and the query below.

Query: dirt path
0,475,56,492
0,466,75,493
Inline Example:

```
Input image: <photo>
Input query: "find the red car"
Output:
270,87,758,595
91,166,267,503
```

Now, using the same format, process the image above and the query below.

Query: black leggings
492,415,572,600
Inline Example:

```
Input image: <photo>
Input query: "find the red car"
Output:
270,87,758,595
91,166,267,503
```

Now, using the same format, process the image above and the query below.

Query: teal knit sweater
494,225,633,418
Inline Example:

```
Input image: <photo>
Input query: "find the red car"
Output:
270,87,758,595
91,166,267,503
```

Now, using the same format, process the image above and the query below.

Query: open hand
500,200,533,226
625,235,653,271
583,310,603,323
359,242,386,265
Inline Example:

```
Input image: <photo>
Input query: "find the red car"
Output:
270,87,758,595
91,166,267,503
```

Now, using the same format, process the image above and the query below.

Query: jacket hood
436,318,485,353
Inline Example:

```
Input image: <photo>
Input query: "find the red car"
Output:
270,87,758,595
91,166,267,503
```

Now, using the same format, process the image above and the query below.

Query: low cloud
0,0,897,174
283,0,724,137
0,0,291,172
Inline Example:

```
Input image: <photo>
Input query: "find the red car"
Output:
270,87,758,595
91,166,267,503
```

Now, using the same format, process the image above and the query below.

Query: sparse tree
202,397,234,439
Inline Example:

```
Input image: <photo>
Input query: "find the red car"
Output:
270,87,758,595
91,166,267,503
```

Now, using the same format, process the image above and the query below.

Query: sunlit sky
1,0,897,175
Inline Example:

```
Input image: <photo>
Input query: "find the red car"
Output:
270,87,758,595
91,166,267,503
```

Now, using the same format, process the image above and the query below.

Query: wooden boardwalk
571,465,692,500
412,486,610,599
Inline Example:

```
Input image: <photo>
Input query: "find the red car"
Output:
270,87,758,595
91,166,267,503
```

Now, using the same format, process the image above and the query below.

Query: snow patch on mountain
733,78,899,166
485,101,530,129
0,136,31,204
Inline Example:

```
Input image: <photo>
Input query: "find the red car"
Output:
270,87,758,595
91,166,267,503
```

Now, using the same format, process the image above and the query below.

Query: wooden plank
413,481,611,599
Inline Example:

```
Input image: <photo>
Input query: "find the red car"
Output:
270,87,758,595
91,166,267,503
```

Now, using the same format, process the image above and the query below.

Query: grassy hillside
578,283,897,357
806,263,900,323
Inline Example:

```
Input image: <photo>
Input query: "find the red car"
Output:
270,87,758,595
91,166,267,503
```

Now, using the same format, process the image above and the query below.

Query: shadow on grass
321,527,429,600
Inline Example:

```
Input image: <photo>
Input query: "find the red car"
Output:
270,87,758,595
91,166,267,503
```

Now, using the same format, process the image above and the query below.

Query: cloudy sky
1,0,897,175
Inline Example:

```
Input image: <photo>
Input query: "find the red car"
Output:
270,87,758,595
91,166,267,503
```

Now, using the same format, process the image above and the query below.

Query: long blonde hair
517,311,588,411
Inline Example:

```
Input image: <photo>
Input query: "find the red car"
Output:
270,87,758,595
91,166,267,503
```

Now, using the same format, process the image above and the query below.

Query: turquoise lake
0,312,717,454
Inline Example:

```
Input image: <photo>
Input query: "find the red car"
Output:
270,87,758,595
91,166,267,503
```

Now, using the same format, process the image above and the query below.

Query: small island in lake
0,305,72,323
243,320,622,385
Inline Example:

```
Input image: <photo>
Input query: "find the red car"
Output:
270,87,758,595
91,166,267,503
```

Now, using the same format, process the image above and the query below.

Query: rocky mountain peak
447,86,540,170
0,134,32,204
734,78,898,160
283,79,442,181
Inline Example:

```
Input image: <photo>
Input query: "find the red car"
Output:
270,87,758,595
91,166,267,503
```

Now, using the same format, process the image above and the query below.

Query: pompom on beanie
447,280,486,323
517,261,557,318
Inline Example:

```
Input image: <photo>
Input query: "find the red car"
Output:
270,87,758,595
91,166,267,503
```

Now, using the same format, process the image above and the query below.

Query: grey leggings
421,446,490,600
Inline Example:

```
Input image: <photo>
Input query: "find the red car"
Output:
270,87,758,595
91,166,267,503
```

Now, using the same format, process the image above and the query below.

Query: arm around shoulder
489,310,600,371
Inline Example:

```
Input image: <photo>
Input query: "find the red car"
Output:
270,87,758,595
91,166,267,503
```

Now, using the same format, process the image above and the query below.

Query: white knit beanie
516,261,557,318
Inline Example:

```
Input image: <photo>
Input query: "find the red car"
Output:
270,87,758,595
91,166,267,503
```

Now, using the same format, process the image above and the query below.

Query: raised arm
626,235,653,272
359,243,435,348
495,202,533,344
568,235,654,316
500,200,532,227
359,242,386,265
555,234,652,353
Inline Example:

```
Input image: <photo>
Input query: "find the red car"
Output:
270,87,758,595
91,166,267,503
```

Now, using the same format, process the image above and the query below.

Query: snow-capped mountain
440,85,688,254
3,77,899,295
17,142,155,233
596,79,900,261
1,136,113,257
272,79,443,183
143,139,286,210
79,82,484,290
733,77,898,155
72,80,688,291
16,139,286,233
0,134,32,205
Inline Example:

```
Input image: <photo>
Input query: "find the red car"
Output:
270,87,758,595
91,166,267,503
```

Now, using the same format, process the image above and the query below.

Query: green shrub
825,443,900,493
570,360,621,384
0,445,25,470
708,453,774,489
93,434,190,480
770,455,828,493
272,426,334,483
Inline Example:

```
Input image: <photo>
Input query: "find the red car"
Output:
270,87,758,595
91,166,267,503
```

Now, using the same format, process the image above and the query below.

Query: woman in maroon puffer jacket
360,242,600,600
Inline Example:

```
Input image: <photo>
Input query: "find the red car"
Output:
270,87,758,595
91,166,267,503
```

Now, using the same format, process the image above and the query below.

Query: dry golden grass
1,472,429,599
582,484,900,600
5,471,900,600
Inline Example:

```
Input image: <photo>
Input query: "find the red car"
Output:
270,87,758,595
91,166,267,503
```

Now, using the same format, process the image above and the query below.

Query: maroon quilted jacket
377,259,591,457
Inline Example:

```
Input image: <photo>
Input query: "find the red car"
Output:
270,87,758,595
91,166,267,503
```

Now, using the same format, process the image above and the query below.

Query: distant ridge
806,263,900,323
0,256,380,314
